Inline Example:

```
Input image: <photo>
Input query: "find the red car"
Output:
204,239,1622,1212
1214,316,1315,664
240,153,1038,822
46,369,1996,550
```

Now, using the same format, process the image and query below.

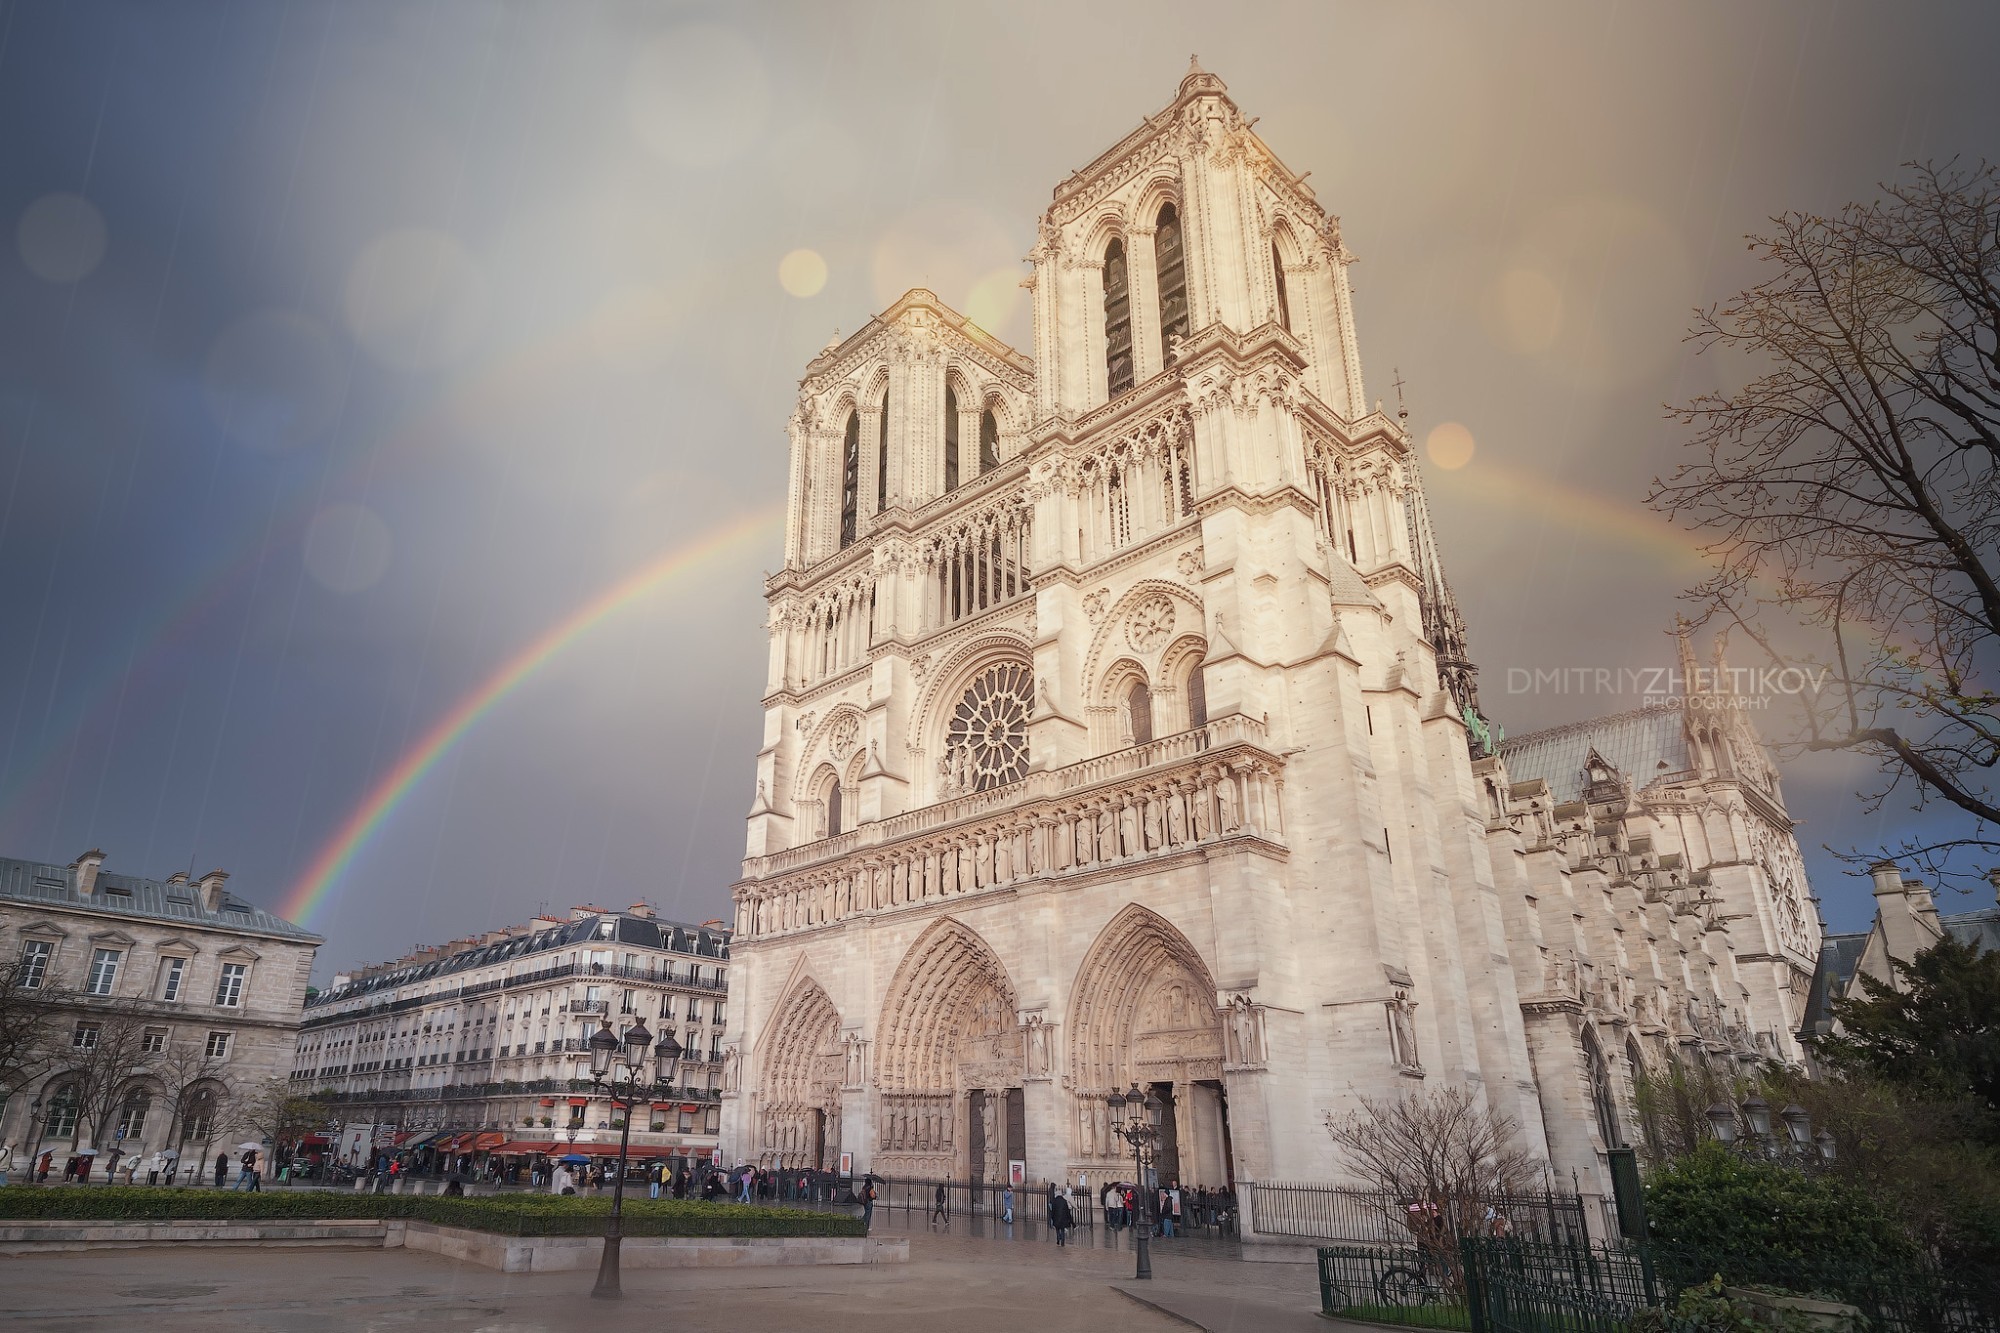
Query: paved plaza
0,1219,1328,1333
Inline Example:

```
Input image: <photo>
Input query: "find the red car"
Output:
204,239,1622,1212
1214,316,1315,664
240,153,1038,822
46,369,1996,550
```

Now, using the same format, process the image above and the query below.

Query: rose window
942,663,1033,793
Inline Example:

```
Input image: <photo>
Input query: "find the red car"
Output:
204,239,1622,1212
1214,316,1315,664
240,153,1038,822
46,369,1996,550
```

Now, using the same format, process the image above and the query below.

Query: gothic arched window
1103,239,1134,397
838,411,860,549
944,386,960,492
1186,662,1207,729
826,780,844,838
116,1087,150,1141
979,408,1000,473
877,389,889,511
1156,203,1189,365
1127,679,1154,746
1272,241,1290,331
1584,1029,1622,1149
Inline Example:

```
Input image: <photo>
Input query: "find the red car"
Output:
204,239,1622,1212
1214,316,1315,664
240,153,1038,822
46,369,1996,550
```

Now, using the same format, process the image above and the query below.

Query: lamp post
27,1099,42,1183
587,1016,681,1300
1107,1083,1164,1282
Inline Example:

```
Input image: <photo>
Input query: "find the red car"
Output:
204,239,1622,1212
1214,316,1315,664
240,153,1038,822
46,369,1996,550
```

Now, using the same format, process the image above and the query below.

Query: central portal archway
757,978,844,1170
1067,905,1231,1188
874,917,1022,1182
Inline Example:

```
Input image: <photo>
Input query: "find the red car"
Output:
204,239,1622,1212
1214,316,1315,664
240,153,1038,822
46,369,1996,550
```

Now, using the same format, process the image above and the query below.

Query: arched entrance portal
875,918,1022,1183
1068,906,1232,1189
757,979,844,1171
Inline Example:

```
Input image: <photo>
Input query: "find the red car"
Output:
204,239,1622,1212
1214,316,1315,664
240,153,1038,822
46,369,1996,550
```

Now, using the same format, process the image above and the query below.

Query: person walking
0,1139,12,1187
1050,1189,1075,1247
931,1181,949,1226
1002,1184,1015,1225
648,1162,663,1201
1103,1182,1122,1230
213,1152,229,1188
551,1163,576,1196
1166,1182,1182,1237
861,1175,878,1232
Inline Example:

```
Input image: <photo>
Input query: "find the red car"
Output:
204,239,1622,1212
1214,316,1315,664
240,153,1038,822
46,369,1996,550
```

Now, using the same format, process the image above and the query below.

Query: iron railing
1457,1236,2000,1333
1320,1245,1477,1330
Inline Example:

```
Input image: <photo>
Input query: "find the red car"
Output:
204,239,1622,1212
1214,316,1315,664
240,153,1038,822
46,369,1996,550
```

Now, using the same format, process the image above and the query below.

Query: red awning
295,1134,330,1148
471,1132,505,1151
567,1097,590,1107
489,1140,556,1155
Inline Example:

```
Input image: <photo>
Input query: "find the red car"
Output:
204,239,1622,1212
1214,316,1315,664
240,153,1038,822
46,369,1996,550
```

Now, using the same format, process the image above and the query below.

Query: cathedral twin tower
719,63,1821,1201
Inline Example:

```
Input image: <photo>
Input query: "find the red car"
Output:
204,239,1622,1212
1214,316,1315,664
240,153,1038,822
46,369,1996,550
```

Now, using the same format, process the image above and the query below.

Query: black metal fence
1250,1182,1592,1247
1319,1246,1475,1330
1456,1236,2000,1333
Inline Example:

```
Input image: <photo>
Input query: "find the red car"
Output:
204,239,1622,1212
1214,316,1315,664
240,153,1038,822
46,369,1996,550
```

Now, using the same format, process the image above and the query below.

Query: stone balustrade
733,715,1286,940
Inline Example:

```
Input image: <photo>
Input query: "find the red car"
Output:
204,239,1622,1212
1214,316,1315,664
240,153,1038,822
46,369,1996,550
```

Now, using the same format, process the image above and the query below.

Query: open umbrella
237,1142,263,1152
557,1153,591,1164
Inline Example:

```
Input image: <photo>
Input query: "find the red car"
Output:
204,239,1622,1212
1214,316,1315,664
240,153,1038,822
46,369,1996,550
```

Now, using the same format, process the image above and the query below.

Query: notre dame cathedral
717,61,1822,1211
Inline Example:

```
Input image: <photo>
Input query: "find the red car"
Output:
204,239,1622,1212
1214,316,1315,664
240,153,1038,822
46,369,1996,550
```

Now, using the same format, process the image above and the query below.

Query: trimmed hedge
0,1187,865,1239
1644,1142,1917,1269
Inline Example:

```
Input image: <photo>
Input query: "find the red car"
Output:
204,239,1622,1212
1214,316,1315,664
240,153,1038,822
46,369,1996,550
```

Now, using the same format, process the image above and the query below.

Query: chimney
1868,860,1904,898
72,849,106,897
166,872,190,888
331,972,352,989
197,869,229,913
628,902,654,919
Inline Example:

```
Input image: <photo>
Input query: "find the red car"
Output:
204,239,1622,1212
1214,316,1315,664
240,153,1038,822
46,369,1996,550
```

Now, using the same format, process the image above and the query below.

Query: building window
872,390,888,508
159,957,187,1002
1104,238,1134,397
712,1003,725,1027
839,410,860,549
979,408,1000,474
43,1086,79,1140
86,947,122,996
205,1031,232,1060
1156,203,1189,364
686,999,702,1025
677,1110,693,1133
73,1022,100,1051
141,1028,167,1055
214,962,248,1008
182,1086,217,1143
660,995,675,1020
1127,679,1154,746
18,939,53,989
1272,241,1290,331
942,661,1034,792
944,386,960,493
825,780,843,839
116,1090,150,1141
704,1107,720,1134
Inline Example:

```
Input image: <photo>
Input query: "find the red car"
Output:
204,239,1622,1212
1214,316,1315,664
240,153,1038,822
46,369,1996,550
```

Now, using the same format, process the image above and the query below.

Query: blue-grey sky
1,1,1994,979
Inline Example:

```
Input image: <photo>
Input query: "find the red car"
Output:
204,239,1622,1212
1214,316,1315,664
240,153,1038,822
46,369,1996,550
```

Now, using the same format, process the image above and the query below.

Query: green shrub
0,1187,863,1238
1645,1143,1916,1269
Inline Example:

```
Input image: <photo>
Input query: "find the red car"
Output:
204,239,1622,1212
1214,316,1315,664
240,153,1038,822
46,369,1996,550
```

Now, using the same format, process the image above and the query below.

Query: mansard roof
1498,707,1691,803
0,854,321,944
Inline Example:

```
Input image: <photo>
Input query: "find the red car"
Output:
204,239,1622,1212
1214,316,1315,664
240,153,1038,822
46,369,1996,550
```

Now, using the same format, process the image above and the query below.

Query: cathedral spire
1400,387,1496,756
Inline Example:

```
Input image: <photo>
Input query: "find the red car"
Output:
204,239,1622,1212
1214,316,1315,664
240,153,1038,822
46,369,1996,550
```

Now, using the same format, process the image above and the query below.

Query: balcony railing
303,960,729,1023
736,714,1285,940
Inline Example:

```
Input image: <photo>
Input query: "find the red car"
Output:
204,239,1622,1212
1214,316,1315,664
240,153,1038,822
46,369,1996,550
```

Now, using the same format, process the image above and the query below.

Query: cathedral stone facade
719,63,1822,1203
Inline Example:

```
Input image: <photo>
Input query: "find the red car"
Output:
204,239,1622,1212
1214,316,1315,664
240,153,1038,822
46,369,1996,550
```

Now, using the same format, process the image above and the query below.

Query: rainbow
278,505,782,926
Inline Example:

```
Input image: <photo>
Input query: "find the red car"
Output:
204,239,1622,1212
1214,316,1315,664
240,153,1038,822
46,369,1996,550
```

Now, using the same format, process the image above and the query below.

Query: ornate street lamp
1779,1104,1812,1148
1108,1083,1165,1281
1739,1095,1774,1141
587,1016,681,1300
1705,1102,1737,1144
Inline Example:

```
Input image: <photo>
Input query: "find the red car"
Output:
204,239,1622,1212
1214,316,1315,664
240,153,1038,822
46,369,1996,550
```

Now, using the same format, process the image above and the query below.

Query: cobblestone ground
0,1223,1328,1333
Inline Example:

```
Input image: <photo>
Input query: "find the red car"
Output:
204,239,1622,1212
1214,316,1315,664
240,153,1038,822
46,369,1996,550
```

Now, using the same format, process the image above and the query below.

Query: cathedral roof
1497,707,1691,802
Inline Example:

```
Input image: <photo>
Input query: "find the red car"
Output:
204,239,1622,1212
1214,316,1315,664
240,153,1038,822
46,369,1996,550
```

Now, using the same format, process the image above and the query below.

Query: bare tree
1631,1052,1746,1166
1325,1084,1545,1268
147,1039,230,1179
44,1001,156,1152
234,1077,329,1166
1651,161,2000,882
0,956,71,1106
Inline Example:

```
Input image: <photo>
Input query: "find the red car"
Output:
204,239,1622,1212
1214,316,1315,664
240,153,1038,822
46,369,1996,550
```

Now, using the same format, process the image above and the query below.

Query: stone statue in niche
1217,777,1239,833
1227,994,1265,1066
1118,802,1140,857
1024,1015,1050,1078
1143,796,1163,850
1387,990,1421,1072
